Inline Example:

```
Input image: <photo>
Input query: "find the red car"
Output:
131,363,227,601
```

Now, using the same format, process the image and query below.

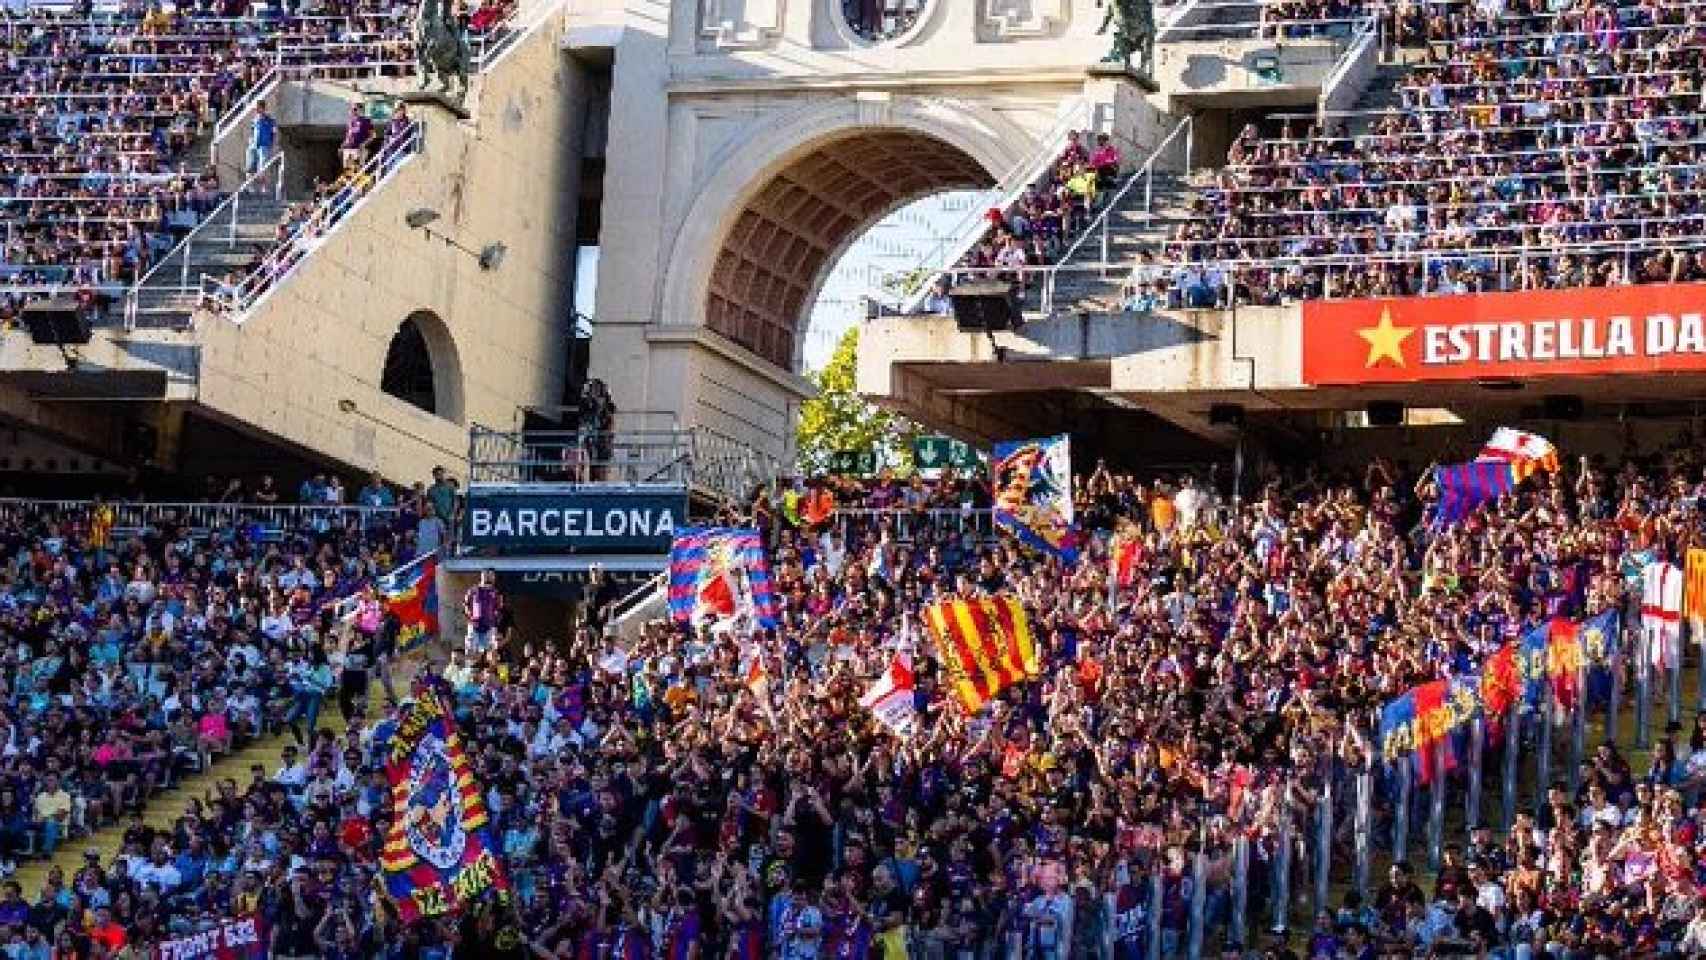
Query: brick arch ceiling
705,130,995,370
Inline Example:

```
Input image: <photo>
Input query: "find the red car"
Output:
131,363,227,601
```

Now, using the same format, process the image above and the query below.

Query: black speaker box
22,299,92,345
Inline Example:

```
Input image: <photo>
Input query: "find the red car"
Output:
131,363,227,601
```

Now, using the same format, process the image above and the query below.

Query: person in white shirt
133,847,182,893
274,745,309,793
1173,475,1205,531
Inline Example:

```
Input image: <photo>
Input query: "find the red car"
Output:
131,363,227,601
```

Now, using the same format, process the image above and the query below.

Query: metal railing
203,120,422,321
467,424,785,504
895,96,1094,314
210,66,278,152
828,507,998,543
1317,15,1379,120
122,150,286,329
1038,114,1193,316
0,498,401,539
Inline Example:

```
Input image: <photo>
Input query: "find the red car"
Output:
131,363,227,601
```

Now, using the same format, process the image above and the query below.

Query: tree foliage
796,327,917,474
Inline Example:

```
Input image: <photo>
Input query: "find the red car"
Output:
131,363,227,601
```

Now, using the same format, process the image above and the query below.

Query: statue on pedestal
415,0,471,103
1098,0,1155,78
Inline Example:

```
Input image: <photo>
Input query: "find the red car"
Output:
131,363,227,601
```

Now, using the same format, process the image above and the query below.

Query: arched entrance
662,99,1028,373
382,310,467,423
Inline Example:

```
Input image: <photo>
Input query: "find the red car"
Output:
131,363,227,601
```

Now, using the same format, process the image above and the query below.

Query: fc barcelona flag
382,552,440,653
668,528,779,630
923,595,1039,714
992,434,1076,561
381,688,509,924
1432,461,1517,527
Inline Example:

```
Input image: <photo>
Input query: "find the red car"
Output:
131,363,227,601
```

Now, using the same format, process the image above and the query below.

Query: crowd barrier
0,498,401,540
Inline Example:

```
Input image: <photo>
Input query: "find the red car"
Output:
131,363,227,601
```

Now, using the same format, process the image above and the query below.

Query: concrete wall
193,20,586,486
1154,38,1342,108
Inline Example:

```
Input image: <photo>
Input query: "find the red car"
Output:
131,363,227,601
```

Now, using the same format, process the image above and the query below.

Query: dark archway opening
381,316,438,415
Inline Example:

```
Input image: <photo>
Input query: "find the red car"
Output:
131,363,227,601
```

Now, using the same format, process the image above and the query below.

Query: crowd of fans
1142,0,1706,308
0,434,1698,958
930,129,1123,310
0,0,445,329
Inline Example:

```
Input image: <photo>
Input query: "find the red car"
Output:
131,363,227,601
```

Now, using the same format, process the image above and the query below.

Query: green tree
796,327,917,474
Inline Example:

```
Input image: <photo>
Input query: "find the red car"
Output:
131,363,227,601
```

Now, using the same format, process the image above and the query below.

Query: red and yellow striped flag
923,595,1039,714
1686,548,1706,628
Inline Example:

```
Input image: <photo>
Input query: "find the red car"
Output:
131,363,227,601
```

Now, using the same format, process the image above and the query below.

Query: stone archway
660,97,1030,372
383,310,467,423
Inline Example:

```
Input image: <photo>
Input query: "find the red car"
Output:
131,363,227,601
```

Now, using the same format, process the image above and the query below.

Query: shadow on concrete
1003,310,1212,359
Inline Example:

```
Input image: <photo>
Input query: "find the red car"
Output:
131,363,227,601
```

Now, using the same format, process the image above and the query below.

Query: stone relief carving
700,0,785,49
982,0,1070,38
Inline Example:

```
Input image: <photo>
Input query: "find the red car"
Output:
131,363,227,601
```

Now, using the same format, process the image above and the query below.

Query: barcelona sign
381,689,508,923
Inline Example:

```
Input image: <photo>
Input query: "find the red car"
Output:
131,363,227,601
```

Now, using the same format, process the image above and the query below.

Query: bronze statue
415,0,471,103
1098,0,1155,78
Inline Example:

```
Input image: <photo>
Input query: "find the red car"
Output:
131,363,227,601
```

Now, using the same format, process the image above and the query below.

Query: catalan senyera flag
923,595,1039,714
381,687,508,924
1476,427,1560,481
382,552,440,653
1686,548,1706,637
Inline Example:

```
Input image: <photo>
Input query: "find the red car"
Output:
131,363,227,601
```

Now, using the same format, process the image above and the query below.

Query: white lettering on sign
1421,315,1652,365
468,504,681,543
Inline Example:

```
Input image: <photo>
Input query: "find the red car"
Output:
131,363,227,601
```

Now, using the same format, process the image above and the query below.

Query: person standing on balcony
339,103,374,171
245,102,276,179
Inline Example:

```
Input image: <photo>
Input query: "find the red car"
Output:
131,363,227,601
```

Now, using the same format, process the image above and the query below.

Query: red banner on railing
1302,283,1706,385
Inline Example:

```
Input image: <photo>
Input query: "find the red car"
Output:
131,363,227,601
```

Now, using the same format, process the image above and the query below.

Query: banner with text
153,915,265,960
1302,282,1706,385
463,488,686,551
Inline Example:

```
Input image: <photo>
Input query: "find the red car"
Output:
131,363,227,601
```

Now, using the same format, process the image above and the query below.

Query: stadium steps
9,707,350,897
1344,61,1412,127
1030,170,1197,315
127,193,291,330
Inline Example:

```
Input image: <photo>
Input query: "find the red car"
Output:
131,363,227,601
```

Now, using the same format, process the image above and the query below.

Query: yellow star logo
1356,308,1416,368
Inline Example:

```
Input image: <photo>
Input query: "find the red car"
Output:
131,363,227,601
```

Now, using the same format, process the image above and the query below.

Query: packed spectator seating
0,0,453,328
934,130,1124,308
1144,0,1706,308
0,435,1698,957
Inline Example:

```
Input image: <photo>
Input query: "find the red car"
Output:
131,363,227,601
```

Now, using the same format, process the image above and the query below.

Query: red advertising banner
1301,283,1706,385
153,915,265,960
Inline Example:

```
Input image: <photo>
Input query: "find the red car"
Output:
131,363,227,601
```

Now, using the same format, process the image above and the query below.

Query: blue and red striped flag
667,528,778,630
1432,461,1517,527
382,552,440,653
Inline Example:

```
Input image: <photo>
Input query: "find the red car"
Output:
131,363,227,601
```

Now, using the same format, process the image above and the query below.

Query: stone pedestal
397,89,472,120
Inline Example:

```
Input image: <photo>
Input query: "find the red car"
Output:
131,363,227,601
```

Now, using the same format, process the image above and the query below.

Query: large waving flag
1686,548,1706,638
1478,642,1520,720
382,552,440,653
668,528,779,630
992,434,1076,561
859,653,918,736
1547,617,1584,709
1518,620,1552,706
923,595,1039,714
1432,461,1517,527
1476,427,1559,481
1643,561,1684,669
381,688,509,924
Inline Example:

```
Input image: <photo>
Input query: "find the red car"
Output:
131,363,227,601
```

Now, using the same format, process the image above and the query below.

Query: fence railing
1317,15,1379,120
827,507,998,542
467,424,784,504
122,150,286,330
203,121,422,321
0,498,400,539
211,66,279,152
895,96,1094,314
1037,114,1194,316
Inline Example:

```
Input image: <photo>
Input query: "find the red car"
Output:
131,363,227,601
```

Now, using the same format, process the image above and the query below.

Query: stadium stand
1144,0,1706,308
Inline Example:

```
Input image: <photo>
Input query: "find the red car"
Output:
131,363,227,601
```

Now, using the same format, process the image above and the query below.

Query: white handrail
471,0,571,74
1040,114,1194,316
1317,15,1379,122
123,150,285,329
211,67,278,150
895,96,1094,313
207,122,423,321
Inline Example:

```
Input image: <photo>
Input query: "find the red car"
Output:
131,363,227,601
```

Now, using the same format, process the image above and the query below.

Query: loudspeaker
22,300,91,346
1208,403,1245,427
1543,394,1583,421
949,282,1021,333
1366,401,1404,427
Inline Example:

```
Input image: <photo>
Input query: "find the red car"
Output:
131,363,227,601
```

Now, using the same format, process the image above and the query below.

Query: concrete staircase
1034,170,1199,316
127,184,288,330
